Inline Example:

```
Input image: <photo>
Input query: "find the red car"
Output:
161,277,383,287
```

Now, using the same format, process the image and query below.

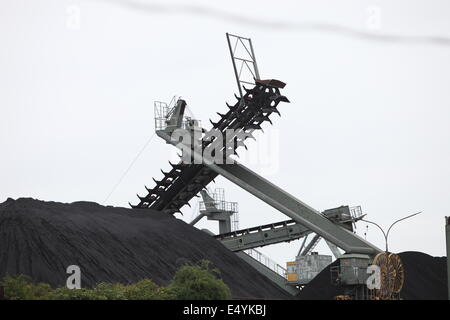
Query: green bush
0,260,231,300
168,260,231,300
49,287,103,300
1,275,52,300
122,279,160,300
93,283,127,300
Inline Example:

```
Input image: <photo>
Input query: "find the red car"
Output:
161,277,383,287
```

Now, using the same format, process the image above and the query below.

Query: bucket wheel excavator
130,33,406,299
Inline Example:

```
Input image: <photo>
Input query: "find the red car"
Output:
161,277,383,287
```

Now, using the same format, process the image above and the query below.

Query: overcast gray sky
1,0,450,266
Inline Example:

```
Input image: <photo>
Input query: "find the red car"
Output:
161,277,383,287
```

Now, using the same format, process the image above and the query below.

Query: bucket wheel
388,253,404,294
371,252,404,300
372,252,393,299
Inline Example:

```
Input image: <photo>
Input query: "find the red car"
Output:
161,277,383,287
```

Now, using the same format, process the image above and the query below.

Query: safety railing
244,248,287,278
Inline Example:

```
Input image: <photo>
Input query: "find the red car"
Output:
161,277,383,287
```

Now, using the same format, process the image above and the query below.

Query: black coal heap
297,252,448,300
0,198,290,299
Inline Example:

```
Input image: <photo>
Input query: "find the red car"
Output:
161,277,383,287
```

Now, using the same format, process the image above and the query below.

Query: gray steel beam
214,162,380,255
216,220,311,251
325,240,343,259
189,213,206,226
297,235,309,256
226,33,260,98
158,131,381,255
301,234,321,256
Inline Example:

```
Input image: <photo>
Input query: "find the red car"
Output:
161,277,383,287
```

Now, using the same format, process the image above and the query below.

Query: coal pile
399,251,447,300
0,198,290,299
297,252,448,300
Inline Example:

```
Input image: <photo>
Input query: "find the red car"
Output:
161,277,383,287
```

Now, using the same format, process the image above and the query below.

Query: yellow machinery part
287,273,298,282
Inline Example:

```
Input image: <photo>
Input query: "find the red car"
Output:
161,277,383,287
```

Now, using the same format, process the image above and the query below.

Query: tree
0,260,231,300
1,275,52,300
168,260,231,300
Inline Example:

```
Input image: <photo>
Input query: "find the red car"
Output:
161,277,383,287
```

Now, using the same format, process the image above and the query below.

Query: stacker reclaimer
130,33,405,300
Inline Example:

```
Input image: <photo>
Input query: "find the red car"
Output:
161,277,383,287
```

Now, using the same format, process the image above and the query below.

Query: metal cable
98,0,450,47
103,132,156,204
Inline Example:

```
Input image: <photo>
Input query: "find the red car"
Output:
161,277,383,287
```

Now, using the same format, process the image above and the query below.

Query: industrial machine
284,206,366,286
190,188,239,234
129,33,408,299
286,252,332,285
330,252,405,300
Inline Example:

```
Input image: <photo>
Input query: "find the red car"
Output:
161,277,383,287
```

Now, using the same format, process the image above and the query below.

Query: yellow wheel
388,253,404,294
372,252,393,300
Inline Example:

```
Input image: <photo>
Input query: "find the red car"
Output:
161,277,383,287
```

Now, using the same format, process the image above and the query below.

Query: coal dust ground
0,198,291,299
297,252,448,300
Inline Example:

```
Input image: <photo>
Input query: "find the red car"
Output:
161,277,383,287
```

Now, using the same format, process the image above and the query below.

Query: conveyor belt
214,220,311,252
